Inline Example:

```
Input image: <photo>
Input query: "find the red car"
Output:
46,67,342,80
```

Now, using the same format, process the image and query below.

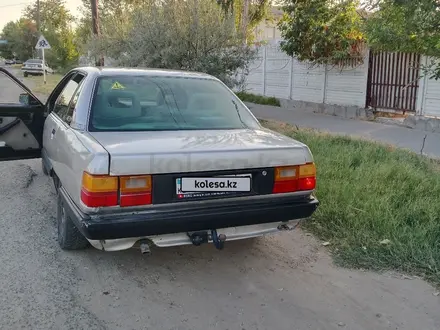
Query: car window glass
53,74,85,123
0,70,40,106
65,79,85,126
26,59,42,64
89,75,260,132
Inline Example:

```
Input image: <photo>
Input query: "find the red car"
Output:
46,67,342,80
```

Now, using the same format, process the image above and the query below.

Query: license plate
176,174,251,195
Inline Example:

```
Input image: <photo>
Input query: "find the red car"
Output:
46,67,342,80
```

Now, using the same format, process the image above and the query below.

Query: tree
76,0,270,49
278,0,365,66
76,0,156,48
0,22,16,59
0,19,38,61
23,0,79,69
217,0,271,38
88,0,256,88
363,0,440,78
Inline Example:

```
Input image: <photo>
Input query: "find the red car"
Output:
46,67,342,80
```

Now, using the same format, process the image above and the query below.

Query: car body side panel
61,129,109,211
36,69,106,211
50,115,76,196
42,113,57,170
44,111,109,211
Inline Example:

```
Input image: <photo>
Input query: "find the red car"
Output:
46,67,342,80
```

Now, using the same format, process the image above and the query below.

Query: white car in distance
22,59,54,77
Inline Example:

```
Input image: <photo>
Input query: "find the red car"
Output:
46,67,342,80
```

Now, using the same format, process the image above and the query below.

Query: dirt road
0,65,439,330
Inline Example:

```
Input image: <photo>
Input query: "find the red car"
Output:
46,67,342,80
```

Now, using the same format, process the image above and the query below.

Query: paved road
249,103,440,158
0,66,439,330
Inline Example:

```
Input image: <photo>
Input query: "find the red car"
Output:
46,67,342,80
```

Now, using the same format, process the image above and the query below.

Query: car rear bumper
59,187,319,241
86,221,304,251
22,68,43,73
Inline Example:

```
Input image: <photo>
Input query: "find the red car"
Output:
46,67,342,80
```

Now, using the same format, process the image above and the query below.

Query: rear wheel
57,191,89,250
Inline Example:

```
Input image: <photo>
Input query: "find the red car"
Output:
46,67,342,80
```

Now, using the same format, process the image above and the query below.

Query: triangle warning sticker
111,81,125,90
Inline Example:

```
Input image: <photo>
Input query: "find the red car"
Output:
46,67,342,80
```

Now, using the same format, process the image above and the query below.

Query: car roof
74,67,218,80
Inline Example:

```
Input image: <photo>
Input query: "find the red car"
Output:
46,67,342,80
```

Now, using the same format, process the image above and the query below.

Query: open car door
0,67,46,161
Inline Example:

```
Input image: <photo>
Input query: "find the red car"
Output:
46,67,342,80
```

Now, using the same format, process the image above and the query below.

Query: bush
87,0,256,89
236,92,280,106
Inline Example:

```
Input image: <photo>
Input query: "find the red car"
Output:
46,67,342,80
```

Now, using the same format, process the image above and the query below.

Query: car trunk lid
88,129,311,204
88,128,309,175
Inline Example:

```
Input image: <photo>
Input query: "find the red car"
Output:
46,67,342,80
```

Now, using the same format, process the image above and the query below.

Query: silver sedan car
0,67,319,253
22,59,54,77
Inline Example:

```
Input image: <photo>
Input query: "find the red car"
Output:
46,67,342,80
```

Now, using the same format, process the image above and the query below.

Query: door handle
51,128,56,135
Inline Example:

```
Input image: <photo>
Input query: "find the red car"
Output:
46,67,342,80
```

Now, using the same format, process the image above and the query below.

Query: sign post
35,35,51,84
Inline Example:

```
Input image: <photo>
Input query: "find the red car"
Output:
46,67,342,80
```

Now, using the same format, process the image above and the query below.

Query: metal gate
366,52,421,112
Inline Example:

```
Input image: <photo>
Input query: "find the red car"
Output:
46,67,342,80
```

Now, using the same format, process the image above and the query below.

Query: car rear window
26,59,42,63
88,75,260,131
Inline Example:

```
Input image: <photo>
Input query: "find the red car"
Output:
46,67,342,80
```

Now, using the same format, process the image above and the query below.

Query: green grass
236,91,281,107
24,73,63,96
262,119,440,286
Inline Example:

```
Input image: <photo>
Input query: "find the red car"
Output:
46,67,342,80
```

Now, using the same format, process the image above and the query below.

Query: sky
0,0,82,31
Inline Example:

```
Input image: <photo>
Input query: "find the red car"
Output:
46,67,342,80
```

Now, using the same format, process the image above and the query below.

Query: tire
42,160,48,175
57,191,89,250
23,72,28,77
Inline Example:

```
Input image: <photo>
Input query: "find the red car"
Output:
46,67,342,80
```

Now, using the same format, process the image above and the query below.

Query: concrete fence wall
243,43,369,110
242,44,440,121
416,56,440,118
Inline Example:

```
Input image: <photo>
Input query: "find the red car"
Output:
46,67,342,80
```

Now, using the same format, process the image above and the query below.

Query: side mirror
19,93,40,106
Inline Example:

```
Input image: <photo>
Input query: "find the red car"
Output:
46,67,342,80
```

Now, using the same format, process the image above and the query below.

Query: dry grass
24,73,63,97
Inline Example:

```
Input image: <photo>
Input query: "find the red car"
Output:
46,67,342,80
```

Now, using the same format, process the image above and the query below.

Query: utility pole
242,0,249,43
36,0,41,58
90,0,104,66
36,0,40,33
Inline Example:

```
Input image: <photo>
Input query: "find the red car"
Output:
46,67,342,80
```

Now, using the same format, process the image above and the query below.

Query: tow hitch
211,229,226,250
187,230,227,250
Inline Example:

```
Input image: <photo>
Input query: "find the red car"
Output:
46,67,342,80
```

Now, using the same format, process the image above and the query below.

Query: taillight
119,175,152,207
81,172,118,207
273,166,299,193
80,172,152,207
273,163,316,194
298,163,317,191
